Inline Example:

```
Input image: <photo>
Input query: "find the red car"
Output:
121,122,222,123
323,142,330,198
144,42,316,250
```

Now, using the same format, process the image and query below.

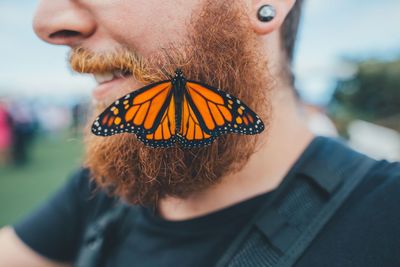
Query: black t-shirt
13,136,400,266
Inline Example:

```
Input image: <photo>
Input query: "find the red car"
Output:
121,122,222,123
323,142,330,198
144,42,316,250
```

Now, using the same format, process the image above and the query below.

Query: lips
93,72,114,84
91,70,132,101
93,70,131,84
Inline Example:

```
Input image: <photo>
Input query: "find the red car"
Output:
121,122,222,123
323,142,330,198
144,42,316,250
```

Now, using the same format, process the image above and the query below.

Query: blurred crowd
0,96,88,167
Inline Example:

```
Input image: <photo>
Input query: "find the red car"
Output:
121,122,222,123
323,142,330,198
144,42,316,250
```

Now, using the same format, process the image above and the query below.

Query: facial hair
70,0,272,207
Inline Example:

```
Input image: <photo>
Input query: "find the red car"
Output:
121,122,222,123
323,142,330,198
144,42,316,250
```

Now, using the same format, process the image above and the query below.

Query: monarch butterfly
92,69,264,148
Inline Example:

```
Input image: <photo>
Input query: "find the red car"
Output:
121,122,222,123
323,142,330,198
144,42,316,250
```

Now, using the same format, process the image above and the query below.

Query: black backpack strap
277,153,375,267
216,137,377,267
75,201,130,267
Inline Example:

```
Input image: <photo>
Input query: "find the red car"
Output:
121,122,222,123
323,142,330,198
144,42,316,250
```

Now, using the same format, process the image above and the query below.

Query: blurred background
0,0,399,226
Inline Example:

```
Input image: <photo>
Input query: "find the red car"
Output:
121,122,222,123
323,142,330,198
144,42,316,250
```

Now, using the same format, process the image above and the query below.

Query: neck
157,85,314,221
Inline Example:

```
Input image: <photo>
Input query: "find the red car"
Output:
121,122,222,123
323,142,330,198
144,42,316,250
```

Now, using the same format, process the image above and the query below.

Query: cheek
93,0,199,56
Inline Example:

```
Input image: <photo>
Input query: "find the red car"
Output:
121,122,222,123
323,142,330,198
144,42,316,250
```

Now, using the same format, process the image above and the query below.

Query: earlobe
250,0,296,35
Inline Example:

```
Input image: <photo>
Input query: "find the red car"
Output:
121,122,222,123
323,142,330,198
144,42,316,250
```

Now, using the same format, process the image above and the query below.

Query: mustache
69,46,163,84
68,46,193,84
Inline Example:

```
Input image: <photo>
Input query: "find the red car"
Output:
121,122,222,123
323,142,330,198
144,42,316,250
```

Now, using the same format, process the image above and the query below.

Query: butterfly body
92,69,264,148
170,70,186,133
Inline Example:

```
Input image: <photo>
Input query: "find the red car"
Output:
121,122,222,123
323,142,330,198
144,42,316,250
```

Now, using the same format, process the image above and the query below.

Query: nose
33,0,96,46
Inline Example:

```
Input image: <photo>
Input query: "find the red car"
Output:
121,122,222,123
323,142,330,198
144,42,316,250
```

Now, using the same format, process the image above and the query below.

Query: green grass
0,133,83,227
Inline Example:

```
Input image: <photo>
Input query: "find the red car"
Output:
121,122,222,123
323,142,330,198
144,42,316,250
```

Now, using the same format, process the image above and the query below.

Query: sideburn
84,0,272,207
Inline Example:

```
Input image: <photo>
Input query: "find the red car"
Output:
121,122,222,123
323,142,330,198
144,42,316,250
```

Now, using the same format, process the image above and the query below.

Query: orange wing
177,94,216,148
92,80,173,138
136,94,177,148
182,81,264,144
92,71,264,149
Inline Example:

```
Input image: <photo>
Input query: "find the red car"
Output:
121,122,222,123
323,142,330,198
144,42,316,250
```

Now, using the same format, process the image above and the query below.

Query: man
1,0,399,266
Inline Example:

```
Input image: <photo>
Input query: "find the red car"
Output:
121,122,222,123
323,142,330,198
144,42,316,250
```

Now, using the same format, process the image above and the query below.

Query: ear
249,0,296,35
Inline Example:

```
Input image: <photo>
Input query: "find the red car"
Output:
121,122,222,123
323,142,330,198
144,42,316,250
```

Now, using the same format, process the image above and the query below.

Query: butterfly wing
183,81,265,138
91,75,264,149
92,80,173,137
136,93,177,148
177,93,217,148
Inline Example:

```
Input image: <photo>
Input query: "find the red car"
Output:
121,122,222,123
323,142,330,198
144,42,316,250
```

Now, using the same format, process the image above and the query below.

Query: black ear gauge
257,5,276,22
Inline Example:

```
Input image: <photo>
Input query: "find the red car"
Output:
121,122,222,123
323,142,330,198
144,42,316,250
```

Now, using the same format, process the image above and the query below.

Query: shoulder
357,159,400,200
354,159,400,208
314,137,400,226
335,157,400,231
317,136,400,196
302,146,400,264
298,157,400,265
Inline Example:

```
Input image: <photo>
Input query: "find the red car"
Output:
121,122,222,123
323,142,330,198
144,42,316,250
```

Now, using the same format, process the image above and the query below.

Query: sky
1,0,400,105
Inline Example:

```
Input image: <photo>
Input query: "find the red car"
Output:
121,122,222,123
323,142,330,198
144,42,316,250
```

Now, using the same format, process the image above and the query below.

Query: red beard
71,0,272,207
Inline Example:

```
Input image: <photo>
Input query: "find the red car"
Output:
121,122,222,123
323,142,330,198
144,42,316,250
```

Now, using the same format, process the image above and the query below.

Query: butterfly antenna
157,47,176,79
160,66,173,80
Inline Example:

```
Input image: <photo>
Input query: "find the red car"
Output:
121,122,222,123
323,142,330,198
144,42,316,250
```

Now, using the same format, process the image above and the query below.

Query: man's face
34,0,203,102
34,0,271,207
